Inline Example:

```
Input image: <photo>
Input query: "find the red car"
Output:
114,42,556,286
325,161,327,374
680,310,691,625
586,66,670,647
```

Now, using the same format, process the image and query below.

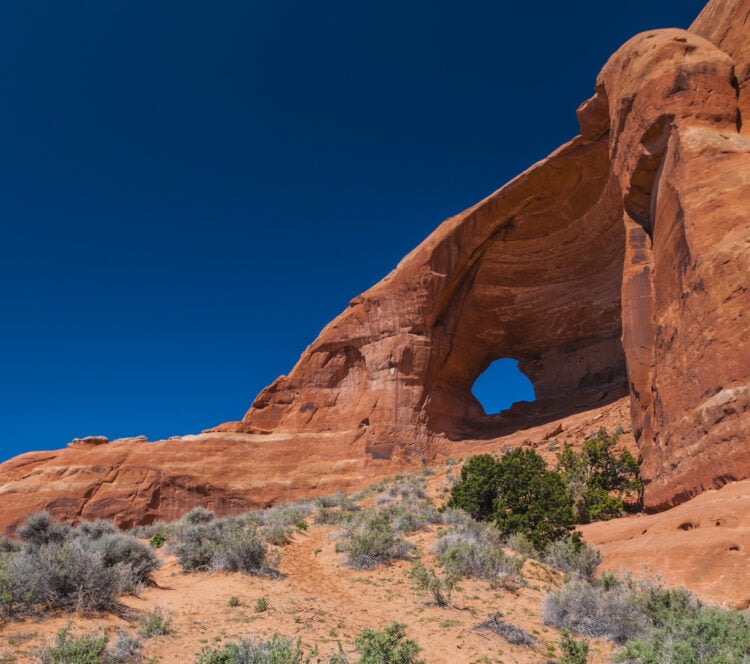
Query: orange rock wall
1,0,749,528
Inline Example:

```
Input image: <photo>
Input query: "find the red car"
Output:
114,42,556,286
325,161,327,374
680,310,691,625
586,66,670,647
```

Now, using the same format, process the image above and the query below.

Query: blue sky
0,0,706,461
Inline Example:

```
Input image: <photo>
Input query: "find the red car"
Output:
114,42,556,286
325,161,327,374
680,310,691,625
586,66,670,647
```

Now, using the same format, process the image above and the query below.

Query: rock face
228,0,750,511
1,0,749,528
224,135,628,457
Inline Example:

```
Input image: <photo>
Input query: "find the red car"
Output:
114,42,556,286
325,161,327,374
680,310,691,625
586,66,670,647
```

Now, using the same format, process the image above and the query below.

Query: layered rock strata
1,0,749,528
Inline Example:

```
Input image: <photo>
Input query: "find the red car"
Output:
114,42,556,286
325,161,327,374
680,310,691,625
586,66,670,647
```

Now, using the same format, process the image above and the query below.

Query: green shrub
36,624,142,663
408,561,456,607
195,634,306,664
556,427,641,522
37,625,109,664
149,531,169,548
616,606,750,662
445,449,575,549
138,606,173,638
354,623,423,664
445,455,502,521
559,629,589,664
254,596,269,613
493,448,575,549
615,586,750,663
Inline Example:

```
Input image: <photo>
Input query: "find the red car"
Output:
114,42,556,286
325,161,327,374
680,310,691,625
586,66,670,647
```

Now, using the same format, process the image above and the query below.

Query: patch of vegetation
616,586,750,663
556,427,641,522
408,561,457,607
543,575,647,643
195,634,307,664
544,575,750,661
445,430,642,548
354,622,424,664
0,513,159,617
543,536,601,579
149,531,169,548
254,596,269,613
336,509,414,569
433,518,523,587
558,629,589,664
138,606,173,638
171,517,279,576
259,502,315,545
446,449,575,549
36,624,143,663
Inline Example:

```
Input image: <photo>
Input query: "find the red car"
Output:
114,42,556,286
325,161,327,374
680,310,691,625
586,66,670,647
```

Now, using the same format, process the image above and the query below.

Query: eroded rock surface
1,0,749,528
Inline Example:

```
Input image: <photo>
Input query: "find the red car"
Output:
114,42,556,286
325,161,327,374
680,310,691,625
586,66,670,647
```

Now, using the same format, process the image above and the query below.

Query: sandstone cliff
1,0,748,529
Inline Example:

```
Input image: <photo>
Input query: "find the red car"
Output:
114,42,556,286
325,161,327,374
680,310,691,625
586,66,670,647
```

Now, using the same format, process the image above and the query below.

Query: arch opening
471,358,536,415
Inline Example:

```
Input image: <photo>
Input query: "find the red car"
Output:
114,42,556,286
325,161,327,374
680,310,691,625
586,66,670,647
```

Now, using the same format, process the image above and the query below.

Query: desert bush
129,521,169,540
559,629,589,664
149,530,169,548
0,516,157,617
108,631,144,663
195,633,306,664
172,521,220,571
254,596,269,613
408,561,456,607
354,622,423,664
505,532,538,559
438,508,475,528
17,511,73,546
615,585,750,663
184,507,216,525
77,519,120,540
138,606,173,637
89,532,160,589
259,502,314,545
338,510,414,569
474,615,535,646
616,606,750,662
433,520,522,585
0,537,21,553
543,537,601,579
173,519,278,576
543,577,647,644
5,539,126,613
36,624,109,664
36,624,143,663
314,506,344,526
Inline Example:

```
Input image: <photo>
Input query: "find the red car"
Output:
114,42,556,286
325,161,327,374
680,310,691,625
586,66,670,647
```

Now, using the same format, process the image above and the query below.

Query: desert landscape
2,0,750,661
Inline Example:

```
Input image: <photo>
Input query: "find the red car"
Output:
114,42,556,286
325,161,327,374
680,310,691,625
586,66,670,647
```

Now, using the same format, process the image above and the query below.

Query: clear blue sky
0,0,706,462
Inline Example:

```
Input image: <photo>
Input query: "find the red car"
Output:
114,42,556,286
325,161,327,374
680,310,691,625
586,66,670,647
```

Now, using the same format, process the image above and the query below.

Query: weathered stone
1,0,749,528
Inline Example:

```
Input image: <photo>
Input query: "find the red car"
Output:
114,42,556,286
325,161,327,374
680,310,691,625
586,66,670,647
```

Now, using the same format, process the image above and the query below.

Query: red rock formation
1,0,749,528
224,135,628,459
593,23,750,510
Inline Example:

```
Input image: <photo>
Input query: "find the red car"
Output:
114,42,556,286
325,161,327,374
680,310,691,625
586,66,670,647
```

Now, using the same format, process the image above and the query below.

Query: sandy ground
0,517,615,664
